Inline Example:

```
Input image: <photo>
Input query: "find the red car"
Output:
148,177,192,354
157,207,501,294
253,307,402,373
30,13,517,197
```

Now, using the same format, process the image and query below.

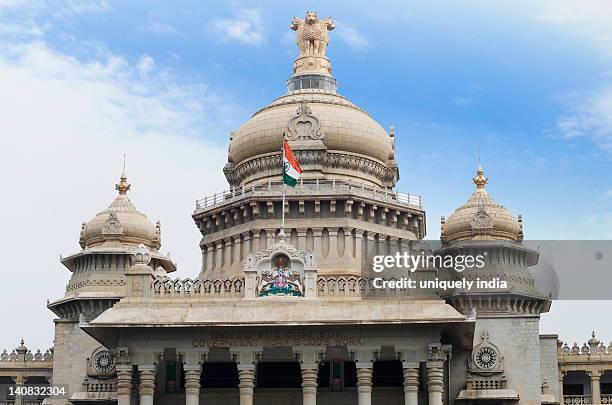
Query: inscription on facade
192,330,364,348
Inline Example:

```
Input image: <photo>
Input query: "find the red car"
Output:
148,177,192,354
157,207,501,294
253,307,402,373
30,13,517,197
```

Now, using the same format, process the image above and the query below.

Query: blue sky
1,0,611,349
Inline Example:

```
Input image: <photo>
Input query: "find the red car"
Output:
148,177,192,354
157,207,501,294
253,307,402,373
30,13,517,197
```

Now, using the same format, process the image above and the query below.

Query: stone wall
474,317,542,405
539,334,560,403
50,319,106,405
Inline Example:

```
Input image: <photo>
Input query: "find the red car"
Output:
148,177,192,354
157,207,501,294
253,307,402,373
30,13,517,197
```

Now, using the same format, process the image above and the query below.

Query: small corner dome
441,165,523,243
79,170,162,250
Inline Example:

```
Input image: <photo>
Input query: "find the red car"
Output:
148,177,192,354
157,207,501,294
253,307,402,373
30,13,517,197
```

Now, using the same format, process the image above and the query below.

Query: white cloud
556,88,612,154
212,8,265,46
452,96,474,107
534,0,612,58
137,54,155,77
142,19,177,34
335,22,369,52
0,41,234,350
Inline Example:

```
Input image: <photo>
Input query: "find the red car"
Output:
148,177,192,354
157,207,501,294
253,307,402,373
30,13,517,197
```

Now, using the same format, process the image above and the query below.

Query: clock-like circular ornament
474,346,497,369
93,350,116,373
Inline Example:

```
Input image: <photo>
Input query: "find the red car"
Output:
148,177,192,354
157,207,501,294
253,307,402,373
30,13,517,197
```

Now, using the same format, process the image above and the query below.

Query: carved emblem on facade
88,347,116,378
257,254,304,297
469,331,504,375
286,102,323,141
471,199,492,230
101,211,123,236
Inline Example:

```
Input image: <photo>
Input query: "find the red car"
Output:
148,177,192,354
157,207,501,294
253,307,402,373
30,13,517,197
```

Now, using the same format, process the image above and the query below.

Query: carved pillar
116,364,133,405
234,235,243,265
13,376,23,405
426,362,444,405
402,363,419,405
313,228,323,259
301,367,318,405
214,243,223,272
337,227,346,257
243,232,252,256
559,370,566,404
238,368,256,405
224,238,232,270
590,370,602,404
234,349,260,405
252,231,260,252
356,365,373,405
184,364,202,405
298,229,307,250
138,365,156,405
327,228,338,259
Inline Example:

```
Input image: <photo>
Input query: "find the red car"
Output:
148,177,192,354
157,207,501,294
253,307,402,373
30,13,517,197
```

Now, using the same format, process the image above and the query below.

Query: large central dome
223,12,398,189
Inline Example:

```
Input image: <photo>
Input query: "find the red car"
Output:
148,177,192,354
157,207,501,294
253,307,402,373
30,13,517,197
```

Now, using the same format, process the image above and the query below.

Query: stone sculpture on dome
290,11,335,75
291,11,334,57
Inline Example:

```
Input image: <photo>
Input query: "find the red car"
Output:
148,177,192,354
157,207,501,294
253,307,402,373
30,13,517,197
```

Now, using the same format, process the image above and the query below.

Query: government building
2,11,612,405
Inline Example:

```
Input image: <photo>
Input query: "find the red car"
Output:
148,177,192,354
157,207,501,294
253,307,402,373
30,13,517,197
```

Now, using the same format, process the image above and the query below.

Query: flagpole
281,133,286,234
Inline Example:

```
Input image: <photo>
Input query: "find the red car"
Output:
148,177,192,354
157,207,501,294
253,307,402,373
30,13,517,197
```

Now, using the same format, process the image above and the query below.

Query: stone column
297,229,307,251
559,370,566,404
184,364,202,405
356,364,373,405
590,370,602,404
426,362,444,405
243,232,252,256
301,367,318,405
13,376,23,405
328,228,338,258
402,363,419,405
313,228,323,258
238,367,256,405
116,364,133,405
138,365,156,405
214,242,223,272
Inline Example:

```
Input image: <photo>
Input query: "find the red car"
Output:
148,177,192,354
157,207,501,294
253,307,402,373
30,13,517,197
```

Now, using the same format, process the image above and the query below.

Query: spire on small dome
115,155,131,195
473,164,488,189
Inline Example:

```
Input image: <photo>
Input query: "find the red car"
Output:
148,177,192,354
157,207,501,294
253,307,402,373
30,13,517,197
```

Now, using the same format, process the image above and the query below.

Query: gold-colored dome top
441,165,523,243
473,164,487,189
79,170,161,250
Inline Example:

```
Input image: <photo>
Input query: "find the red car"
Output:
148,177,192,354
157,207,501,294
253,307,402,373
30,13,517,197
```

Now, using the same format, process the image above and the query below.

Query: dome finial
115,154,131,195
473,151,487,189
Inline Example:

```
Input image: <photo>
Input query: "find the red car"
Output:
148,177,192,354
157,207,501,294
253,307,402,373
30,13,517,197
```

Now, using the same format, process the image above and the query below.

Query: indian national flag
282,140,303,187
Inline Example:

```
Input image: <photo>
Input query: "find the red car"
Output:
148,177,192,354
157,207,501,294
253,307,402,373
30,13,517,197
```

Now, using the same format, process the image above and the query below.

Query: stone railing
316,276,417,297
83,378,116,392
0,349,53,363
564,395,592,404
559,332,612,356
317,276,367,297
195,179,422,211
152,277,244,298
151,275,422,299
466,379,506,390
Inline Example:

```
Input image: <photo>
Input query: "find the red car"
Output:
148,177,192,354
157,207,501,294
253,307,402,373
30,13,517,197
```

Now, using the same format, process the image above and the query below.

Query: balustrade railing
152,277,244,298
316,276,411,297
151,275,417,299
564,395,592,404
195,179,422,211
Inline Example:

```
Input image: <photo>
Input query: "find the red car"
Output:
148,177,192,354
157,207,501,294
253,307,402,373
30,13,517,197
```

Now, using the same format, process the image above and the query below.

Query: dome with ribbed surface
441,166,523,243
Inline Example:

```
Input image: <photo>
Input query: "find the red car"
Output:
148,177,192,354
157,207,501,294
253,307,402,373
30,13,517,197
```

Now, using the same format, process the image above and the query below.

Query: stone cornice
225,150,398,188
